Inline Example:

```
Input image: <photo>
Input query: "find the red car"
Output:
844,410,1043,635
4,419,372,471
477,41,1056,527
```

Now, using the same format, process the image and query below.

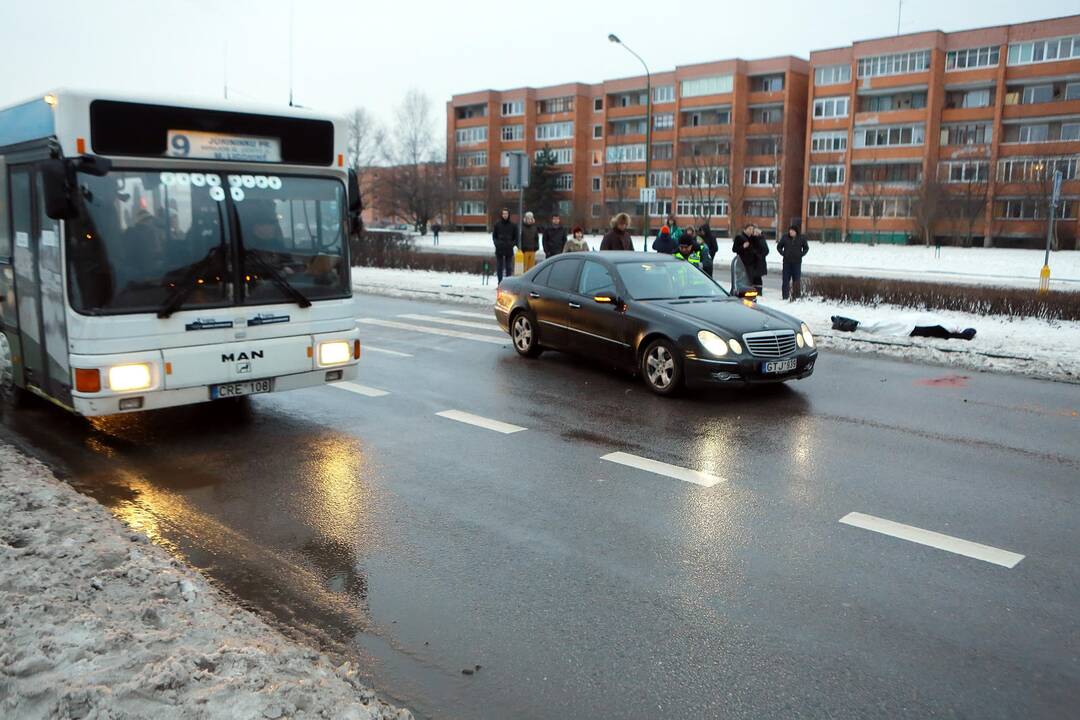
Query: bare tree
809,179,840,242
345,107,383,234
676,153,727,227
910,163,945,246
1022,159,1064,252
768,135,784,237
852,158,887,245
726,178,746,236
381,89,449,235
945,171,990,248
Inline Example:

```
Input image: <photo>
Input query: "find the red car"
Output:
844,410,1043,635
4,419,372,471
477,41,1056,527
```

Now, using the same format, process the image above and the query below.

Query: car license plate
762,358,797,374
211,378,274,399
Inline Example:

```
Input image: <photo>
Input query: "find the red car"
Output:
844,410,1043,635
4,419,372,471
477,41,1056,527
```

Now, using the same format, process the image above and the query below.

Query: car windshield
614,260,729,300
67,170,348,314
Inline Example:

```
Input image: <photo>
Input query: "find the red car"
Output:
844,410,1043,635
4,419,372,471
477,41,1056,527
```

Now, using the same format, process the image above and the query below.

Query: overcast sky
2,0,1076,140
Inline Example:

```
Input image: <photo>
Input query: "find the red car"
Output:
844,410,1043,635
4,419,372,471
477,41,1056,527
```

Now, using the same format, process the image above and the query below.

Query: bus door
9,164,70,403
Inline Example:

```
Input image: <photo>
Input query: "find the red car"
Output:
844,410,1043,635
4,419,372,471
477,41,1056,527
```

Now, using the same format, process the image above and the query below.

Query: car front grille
742,330,798,358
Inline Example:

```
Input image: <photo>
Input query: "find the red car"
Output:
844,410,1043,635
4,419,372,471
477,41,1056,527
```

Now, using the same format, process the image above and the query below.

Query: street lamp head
608,33,621,43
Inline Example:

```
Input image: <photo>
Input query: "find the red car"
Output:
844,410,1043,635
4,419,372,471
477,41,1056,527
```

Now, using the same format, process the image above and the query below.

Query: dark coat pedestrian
777,224,809,300
732,224,769,292
699,224,718,258
492,209,518,282
542,221,568,258
519,222,540,252
652,225,677,254
600,212,635,251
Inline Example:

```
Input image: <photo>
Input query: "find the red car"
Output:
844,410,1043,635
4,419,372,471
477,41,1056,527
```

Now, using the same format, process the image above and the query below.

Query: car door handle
568,302,581,309
529,291,541,298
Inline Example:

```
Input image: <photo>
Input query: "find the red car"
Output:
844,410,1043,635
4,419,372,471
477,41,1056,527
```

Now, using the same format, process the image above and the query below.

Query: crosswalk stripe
839,512,1024,568
362,345,414,358
357,318,506,345
398,313,502,332
436,409,526,434
600,452,724,488
442,310,495,320
331,382,390,397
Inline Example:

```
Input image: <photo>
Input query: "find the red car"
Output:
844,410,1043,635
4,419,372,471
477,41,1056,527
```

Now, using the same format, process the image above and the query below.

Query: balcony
853,108,927,126
1001,98,1080,121
940,107,996,123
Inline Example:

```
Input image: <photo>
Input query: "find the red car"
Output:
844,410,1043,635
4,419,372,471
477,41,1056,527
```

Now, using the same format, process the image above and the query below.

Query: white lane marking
398,313,502,332
331,382,390,397
600,452,724,488
839,512,1024,568
357,318,506,345
362,345,414,358
442,310,495,320
435,409,526,434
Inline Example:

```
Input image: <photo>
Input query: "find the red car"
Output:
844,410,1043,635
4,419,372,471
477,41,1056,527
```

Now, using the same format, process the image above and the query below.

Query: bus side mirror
74,154,112,177
40,159,75,220
347,169,362,235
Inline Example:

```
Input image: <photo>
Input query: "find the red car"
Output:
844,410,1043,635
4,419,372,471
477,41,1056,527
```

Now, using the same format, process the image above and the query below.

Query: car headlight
801,323,815,348
318,340,352,366
697,330,728,357
728,338,743,354
796,332,805,348
108,363,152,391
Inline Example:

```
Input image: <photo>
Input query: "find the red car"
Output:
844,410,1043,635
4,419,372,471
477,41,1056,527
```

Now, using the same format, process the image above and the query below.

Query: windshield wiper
157,249,223,319
244,248,313,309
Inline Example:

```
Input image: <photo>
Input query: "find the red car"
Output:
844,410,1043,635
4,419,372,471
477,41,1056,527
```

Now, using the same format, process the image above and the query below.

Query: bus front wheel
0,333,28,411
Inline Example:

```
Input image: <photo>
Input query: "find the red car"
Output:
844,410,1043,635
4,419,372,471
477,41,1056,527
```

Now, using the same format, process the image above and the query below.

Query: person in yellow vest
674,236,705,270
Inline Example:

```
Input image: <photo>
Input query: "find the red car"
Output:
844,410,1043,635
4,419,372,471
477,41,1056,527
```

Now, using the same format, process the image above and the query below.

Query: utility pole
288,1,295,107
610,34,652,251
1040,169,1062,293
223,40,229,100
896,0,903,35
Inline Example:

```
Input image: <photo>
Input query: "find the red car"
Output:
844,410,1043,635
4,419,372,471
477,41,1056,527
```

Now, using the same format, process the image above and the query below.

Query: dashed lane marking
361,345,414,358
441,310,495,321
398,313,503,332
839,512,1024,568
435,409,526,434
357,318,506,345
600,452,725,488
331,382,390,397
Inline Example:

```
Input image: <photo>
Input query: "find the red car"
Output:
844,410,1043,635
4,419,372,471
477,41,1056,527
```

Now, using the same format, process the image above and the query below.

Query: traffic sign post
509,153,530,251
1040,170,1062,294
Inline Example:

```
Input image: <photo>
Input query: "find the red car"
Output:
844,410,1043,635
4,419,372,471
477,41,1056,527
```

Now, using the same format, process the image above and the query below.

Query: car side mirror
738,289,759,302
39,159,75,220
594,294,625,309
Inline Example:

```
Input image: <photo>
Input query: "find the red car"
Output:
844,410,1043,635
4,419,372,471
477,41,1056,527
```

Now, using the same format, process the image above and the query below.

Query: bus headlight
697,330,728,357
801,323,815,348
108,363,152,391
318,340,351,366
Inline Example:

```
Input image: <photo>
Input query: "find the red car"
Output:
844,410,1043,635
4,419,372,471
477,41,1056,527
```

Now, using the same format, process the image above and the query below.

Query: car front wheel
640,339,683,396
511,312,543,358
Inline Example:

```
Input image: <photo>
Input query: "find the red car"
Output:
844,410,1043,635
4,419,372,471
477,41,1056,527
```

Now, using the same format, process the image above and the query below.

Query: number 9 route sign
166,129,282,163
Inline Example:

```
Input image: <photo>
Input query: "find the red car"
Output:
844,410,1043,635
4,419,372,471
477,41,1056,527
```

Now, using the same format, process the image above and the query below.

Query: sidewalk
0,441,412,720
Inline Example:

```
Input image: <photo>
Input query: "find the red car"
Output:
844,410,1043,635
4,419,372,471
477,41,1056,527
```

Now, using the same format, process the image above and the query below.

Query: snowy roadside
0,442,412,720
352,266,1080,383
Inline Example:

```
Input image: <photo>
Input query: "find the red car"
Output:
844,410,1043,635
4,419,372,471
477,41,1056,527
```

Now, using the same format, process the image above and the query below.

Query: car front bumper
683,350,817,388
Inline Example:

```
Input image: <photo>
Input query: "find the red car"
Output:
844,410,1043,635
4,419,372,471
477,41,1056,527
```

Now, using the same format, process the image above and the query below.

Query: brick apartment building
447,57,809,238
803,14,1080,247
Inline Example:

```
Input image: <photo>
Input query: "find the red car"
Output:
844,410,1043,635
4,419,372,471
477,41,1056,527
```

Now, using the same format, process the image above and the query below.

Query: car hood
646,297,803,336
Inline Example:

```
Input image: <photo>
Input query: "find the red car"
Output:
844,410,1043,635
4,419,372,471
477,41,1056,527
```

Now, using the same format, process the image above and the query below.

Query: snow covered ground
0,442,412,720
411,232,1080,290
351,266,1080,383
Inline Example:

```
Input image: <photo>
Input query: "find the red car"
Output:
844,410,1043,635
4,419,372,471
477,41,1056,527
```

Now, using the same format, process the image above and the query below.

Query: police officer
674,236,705,271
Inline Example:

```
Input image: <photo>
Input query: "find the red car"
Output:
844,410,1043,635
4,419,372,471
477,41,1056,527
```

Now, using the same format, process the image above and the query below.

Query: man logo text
221,351,264,362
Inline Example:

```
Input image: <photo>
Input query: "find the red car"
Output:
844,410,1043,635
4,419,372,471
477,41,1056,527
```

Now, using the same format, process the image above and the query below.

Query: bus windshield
67,170,349,315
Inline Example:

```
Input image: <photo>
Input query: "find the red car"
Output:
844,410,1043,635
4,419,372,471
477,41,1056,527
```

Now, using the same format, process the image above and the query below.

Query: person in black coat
542,213,569,258
698,223,718,277
732,222,769,294
491,208,518,281
776,224,810,300
652,225,677,254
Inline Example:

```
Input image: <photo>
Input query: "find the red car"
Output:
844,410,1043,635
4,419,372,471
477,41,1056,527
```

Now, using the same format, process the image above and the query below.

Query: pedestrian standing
519,211,540,271
732,222,769,294
431,221,441,246
564,226,590,252
492,208,518,282
698,223,717,277
600,213,635,251
776,224,809,300
652,225,677,254
666,214,683,244
934,234,942,259
542,213,568,259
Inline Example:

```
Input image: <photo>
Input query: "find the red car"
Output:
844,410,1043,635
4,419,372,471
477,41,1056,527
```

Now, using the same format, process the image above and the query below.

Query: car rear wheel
640,339,683,396
511,312,543,358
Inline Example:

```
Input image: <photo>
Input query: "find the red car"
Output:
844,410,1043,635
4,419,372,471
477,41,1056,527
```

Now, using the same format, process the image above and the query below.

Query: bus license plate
211,378,274,399
762,358,797,374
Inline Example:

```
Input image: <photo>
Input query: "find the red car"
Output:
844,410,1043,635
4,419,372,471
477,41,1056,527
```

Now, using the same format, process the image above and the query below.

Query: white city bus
0,90,362,416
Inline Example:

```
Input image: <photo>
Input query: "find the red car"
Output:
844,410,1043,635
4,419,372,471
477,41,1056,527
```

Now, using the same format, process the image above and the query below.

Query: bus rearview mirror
39,159,75,220
74,154,112,177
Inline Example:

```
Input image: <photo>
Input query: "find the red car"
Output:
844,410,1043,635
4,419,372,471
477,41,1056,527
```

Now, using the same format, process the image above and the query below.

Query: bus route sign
166,129,282,163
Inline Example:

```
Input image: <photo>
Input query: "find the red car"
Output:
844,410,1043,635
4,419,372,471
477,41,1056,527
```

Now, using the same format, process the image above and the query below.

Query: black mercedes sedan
494,252,817,395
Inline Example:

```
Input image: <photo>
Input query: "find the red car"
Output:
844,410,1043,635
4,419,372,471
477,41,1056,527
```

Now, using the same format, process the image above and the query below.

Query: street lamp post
609,33,651,251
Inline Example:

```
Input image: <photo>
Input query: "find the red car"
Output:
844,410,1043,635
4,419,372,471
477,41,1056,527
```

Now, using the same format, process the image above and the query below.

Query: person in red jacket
600,212,634,251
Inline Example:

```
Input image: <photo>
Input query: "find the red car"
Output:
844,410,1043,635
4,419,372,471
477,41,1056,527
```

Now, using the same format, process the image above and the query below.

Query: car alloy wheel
511,313,542,358
641,339,682,395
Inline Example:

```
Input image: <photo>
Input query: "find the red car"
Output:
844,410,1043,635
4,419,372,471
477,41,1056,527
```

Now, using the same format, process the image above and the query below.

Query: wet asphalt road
3,292,1079,720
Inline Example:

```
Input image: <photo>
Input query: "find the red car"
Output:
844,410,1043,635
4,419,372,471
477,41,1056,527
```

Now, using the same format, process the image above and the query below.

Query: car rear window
545,258,582,291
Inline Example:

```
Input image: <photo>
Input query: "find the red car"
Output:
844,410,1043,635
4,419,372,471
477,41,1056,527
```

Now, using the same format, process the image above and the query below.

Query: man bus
0,90,362,416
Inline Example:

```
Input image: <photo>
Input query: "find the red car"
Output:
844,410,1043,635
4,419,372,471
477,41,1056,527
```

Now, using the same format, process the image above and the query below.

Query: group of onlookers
491,209,809,300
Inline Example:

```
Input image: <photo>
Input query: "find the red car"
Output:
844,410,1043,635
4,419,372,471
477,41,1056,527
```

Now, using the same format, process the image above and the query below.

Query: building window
591,203,602,217
676,199,728,217
749,105,783,124
944,87,993,109
743,167,777,186
813,97,849,119
500,100,524,117
592,177,601,192
811,131,847,153
680,74,734,98
1063,123,1080,141
940,123,992,146
593,124,603,139
593,97,603,112
809,165,845,185
455,151,487,168
605,173,645,190
605,144,647,163
592,150,603,166
680,138,730,157
536,121,574,140
1007,35,1080,66
746,136,780,156
1017,124,1050,143
743,199,776,217
455,104,486,120
500,175,515,191
654,113,675,130
649,170,673,188
653,85,675,103
939,161,990,183
858,91,928,112
537,147,574,165
677,167,728,187
996,157,1078,183
457,175,487,192
856,50,931,78
946,45,1000,70
808,197,843,217
750,74,784,93
851,163,922,184
455,126,487,145
1022,84,1055,105
554,174,574,191
652,143,674,161
557,200,572,217
853,124,926,148
500,151,513,167
501,125,524,142
648,200,674,216
682,107,731,127
814,64,851,86
456,200,486,216
850,196,913,218
613,91,648,108
610,118,648,136
994,198,1075,220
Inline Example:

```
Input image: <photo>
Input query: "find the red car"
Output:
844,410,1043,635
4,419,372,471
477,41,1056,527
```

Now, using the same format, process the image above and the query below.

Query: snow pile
352,266,493,306
0,442,412,720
